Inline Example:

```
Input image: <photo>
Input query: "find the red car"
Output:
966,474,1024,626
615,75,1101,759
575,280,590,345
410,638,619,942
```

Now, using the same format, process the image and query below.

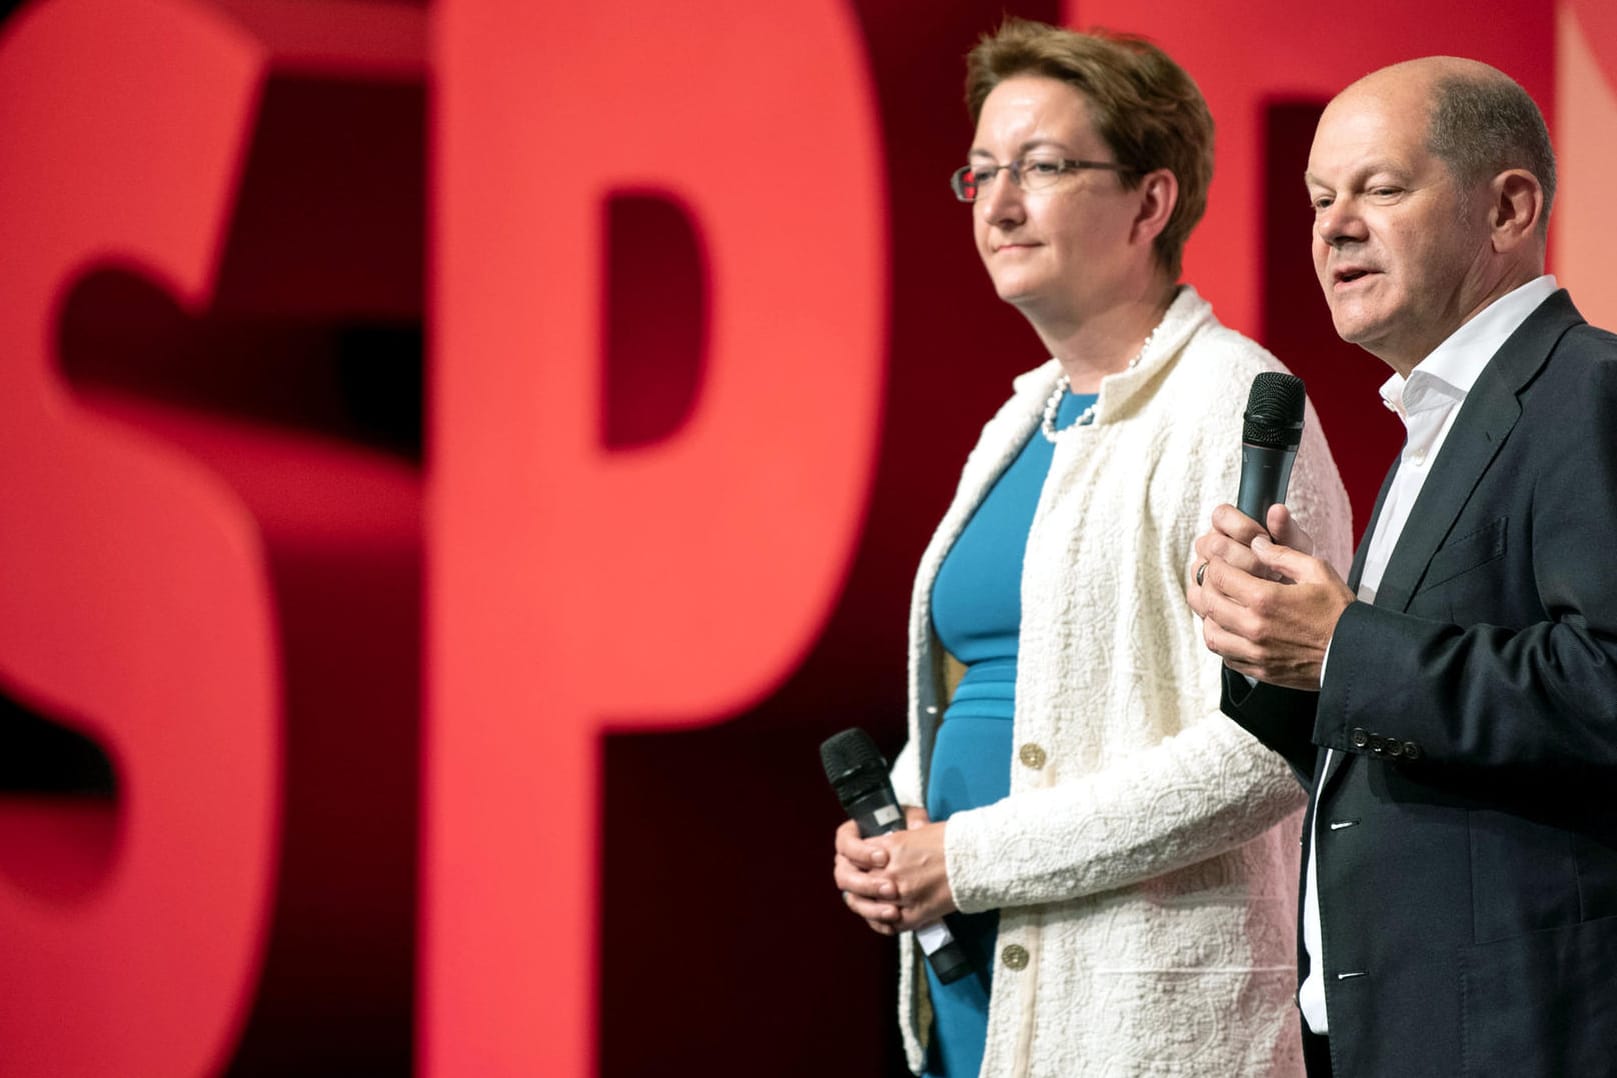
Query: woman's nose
978,167,1023,223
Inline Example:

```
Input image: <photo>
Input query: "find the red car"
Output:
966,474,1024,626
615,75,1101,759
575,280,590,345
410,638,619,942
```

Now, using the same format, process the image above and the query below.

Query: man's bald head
1338,57,1556,234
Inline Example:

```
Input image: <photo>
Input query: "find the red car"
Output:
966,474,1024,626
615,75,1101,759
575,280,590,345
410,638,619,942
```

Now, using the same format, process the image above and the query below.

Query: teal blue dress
921,389,1095,1078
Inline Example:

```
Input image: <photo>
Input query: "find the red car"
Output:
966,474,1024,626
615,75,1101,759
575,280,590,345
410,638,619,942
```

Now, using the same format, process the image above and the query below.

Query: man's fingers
1199,576,1281,653
1201,608,1257,664
1209,502,1269,544
1202,613,1284,683
1250,535,1322,585
1197,530,1270,581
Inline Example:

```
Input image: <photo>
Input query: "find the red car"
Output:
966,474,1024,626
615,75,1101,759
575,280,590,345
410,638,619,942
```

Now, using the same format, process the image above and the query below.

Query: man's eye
1310,196,1333,212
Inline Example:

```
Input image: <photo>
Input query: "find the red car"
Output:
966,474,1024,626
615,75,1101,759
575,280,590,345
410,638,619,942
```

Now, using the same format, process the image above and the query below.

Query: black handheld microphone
1237,372,1307,529
820,727,972,985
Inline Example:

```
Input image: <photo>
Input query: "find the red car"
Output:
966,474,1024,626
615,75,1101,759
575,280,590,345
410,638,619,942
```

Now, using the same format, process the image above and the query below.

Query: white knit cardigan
889,286,1352,1077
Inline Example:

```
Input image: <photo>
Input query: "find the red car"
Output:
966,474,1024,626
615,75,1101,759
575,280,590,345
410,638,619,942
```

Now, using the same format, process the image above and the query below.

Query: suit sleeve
1219,670,1322,786
1314,336,1617,786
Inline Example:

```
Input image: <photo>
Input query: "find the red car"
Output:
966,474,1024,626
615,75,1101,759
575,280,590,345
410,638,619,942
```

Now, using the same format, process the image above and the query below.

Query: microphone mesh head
820,728,885,786
1243,372,1306,450
820,727,891,809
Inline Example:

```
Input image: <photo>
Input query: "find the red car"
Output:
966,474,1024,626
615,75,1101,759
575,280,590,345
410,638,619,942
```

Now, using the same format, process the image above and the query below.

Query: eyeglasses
950,155,1138,202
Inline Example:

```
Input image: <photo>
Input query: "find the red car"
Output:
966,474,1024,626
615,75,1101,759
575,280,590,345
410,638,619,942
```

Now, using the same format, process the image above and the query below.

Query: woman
832,19,1352,1078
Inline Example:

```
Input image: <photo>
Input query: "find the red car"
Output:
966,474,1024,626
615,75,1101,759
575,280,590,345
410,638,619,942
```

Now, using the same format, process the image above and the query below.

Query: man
1187,57,1617,1077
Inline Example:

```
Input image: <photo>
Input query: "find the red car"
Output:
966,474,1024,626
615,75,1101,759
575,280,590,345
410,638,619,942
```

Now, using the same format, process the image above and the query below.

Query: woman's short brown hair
966,18,1214,280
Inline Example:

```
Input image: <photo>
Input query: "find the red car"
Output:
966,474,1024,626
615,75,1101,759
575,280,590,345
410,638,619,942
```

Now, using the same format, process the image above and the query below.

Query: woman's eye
1024,159,1063,175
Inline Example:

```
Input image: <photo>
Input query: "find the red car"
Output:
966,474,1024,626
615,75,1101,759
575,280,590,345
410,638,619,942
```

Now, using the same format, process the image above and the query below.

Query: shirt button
1018,743,1047,770
1001,944,1029,970
1350,728,1370,749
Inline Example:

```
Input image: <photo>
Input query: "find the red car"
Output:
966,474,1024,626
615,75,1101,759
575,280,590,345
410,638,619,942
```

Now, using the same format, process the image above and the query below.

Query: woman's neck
1033,281,1178,393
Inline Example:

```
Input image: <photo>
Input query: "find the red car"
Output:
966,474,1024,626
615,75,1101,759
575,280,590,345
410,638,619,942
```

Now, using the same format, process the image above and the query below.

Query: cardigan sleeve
944,705,1305,912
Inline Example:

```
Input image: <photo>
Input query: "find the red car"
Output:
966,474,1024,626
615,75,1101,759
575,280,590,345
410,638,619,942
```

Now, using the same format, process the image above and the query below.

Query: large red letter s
428,1,887,1074
0,1,426,1073
0,2,279,1073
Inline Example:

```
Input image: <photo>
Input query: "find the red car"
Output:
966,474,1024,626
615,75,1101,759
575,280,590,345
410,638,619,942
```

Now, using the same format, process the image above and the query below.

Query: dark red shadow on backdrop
1261,99,1403,529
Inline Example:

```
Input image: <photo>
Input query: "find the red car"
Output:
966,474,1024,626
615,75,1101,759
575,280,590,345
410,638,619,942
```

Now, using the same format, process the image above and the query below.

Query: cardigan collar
1010,284,1215,428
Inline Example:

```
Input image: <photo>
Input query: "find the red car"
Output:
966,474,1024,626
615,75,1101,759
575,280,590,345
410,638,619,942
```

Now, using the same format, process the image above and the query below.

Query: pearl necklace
1039,323,1162,443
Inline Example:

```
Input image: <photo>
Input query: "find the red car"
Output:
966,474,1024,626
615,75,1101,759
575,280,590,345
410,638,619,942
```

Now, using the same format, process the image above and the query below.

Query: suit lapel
1368,384,1519,612
1371,290,1580,613
1348,461,1399,592
1316,291,1583,803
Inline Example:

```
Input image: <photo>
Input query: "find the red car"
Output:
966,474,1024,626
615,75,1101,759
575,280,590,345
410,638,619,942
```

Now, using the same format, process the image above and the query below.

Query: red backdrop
0,0,1608,1074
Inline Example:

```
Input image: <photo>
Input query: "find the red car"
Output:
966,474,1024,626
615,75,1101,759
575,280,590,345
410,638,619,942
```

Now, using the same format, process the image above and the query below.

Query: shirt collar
1378,274,1558,418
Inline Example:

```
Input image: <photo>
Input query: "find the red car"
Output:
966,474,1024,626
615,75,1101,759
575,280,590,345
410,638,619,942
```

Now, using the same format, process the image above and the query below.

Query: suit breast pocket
1419,516,1508,593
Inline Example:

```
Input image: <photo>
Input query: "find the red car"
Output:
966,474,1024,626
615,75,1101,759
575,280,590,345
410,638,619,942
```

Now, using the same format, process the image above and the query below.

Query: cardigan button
1018,743,1047,770
1001,944,1029,971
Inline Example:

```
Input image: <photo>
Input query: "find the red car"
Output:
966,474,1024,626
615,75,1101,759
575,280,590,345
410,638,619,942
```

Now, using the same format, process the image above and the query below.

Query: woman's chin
992,279,1047,308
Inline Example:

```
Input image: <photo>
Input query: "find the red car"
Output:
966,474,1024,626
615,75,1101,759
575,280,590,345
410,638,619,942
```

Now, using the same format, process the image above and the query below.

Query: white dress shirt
1298,274,1559,1034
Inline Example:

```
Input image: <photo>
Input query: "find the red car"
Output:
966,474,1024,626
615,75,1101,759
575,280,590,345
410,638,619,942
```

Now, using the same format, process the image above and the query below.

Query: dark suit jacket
1223,290,1617,1077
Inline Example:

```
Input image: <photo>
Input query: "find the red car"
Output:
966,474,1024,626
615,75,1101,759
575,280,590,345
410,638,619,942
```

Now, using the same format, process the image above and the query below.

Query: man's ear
1489,168,1544,252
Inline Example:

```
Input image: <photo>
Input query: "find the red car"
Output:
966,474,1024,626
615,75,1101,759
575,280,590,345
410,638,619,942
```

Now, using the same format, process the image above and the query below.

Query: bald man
1188,58,1617,1077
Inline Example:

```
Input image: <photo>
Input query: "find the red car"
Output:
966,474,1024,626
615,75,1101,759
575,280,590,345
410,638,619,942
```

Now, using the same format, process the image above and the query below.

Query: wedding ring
1195,561,1209,587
